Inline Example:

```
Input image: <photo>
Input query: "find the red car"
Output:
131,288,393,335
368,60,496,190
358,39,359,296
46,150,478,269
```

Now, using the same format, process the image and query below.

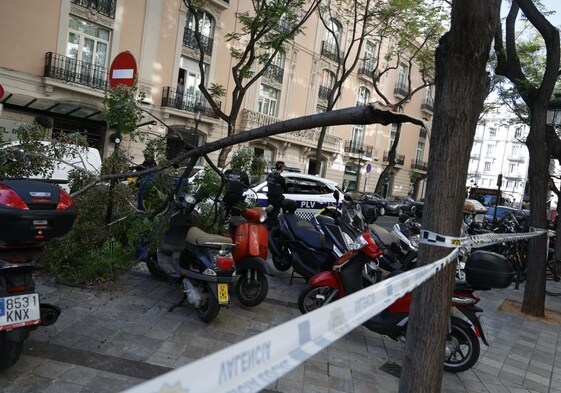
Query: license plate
217,283,229,304
0,293,40,331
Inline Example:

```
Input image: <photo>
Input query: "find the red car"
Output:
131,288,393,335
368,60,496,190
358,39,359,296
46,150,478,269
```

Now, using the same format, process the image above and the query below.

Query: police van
245,172,342,220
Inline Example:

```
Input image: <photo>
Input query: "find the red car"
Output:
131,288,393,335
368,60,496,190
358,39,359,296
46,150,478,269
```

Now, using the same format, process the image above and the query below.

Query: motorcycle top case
464,250,514,289
0,179,77,242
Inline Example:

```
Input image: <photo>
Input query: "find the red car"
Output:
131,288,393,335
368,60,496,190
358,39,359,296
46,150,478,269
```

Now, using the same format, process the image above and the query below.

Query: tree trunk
399,2,500,392
520,113,550,316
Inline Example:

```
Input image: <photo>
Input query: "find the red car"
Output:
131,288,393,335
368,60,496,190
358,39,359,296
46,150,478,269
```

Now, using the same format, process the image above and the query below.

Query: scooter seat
186,226,233,247
369,223,400,248
283,213,328,250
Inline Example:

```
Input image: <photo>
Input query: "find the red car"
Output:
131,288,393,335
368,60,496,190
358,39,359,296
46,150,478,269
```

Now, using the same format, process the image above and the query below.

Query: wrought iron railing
183,28,213,56
411,159,428,171
393,82,409,97
263,64,284,83
44,52,108,90
421,98,434,112
383,151,405,165
321,41,341,63
357,60,374,77
161,87,220,119
344,141,373,157
71,0,116,19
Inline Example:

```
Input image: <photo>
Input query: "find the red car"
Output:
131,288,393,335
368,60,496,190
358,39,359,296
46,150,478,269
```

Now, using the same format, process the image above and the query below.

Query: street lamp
547,93,561,128
193,101,203,132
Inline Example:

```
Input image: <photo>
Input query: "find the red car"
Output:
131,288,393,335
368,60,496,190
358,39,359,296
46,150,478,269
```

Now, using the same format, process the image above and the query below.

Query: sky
539,0,561,27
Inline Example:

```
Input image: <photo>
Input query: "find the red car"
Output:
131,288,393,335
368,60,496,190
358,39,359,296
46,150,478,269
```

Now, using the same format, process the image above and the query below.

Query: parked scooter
268,197,383,283
225,206,275,307
146,193,236,323
0,179,77,371
317,195,418,273
299,236,514,372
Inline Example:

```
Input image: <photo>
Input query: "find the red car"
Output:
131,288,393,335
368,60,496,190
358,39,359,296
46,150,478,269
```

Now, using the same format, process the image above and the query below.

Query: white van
1,141,102,190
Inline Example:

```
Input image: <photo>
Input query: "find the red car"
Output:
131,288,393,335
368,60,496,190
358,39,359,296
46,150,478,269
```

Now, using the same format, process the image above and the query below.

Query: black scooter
146,193,236,323
0,179,76,371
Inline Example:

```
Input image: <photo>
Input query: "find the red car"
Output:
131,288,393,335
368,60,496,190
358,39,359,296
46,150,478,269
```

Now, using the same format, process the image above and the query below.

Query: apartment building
467,106,531,207
0,0,433,198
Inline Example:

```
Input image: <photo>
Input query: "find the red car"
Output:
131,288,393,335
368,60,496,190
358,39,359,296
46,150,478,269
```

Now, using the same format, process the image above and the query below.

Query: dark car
347,191,388,218
385,196,416,216
484,206,527,223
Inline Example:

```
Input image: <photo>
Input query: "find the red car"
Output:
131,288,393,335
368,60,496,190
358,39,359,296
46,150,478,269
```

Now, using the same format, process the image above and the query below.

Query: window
187,11,213,38
489,127,497,137
357,87,370,106
485,144,494,158
321,69,336,88
67,16,110,87
295,179,332,195
483,162,491,172
416,141,425,162
325,18,342,47
351,125,365,147
514,127,522,138
397,63,408,86
258,84,280,116
511,144,519,156
184,11,215,55
506,180,513,189
509,163,516,173
180,57,206,101
364,41,376,63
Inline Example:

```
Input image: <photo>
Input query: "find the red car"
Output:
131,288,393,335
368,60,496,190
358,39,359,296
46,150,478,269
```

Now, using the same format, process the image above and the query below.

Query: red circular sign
109,51,138,89
0,84,4,100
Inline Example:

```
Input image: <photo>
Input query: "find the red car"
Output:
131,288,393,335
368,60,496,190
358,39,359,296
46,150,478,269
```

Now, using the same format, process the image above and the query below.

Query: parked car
385,195,416,216
245,172,342,220
346,191,388,222
484,206,526,223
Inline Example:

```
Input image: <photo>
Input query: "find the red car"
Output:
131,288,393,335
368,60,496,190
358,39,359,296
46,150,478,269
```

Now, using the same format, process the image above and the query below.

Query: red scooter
225,207,275,307
299,229,513,372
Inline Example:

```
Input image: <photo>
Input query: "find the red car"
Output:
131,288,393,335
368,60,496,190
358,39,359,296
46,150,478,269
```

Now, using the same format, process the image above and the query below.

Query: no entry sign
109,51,138,89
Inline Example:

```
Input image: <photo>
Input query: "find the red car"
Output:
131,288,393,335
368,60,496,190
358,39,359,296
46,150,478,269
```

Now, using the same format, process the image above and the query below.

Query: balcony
344,141,373,158
507,155,525,163
208,0,230,9
411,159,428,171
357,60,375,79
421,98,434,113
44,52,108,90
393,82,409,98
273,18,292,34
240,109,342,153
183,28,213,56
383,151,405,165
318,85,331,101
263,64,284,84
470,153,480,160
71,0,116,19
321,41,341,63
161,87,220,119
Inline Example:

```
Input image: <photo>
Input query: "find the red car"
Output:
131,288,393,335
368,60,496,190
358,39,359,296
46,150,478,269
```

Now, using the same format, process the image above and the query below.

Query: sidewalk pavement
0,262,560,393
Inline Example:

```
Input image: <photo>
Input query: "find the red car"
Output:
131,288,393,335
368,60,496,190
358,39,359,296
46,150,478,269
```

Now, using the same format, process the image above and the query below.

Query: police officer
223,167,250,217
266,161,288,229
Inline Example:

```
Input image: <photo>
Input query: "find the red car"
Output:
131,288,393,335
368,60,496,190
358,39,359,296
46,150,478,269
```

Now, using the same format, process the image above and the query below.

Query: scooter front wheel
298,285,338,314
443,317,480,372
146,253,168,281
272,254,291,272
196,283,220,323
0,334,23,371
235,270,269,307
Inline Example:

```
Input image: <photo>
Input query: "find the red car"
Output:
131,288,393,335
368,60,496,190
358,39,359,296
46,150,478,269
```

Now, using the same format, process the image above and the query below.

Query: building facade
466,107,530,208
0,0,433,198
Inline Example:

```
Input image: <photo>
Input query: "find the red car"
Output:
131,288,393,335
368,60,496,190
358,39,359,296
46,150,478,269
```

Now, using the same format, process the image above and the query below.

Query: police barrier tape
122,228,546,393
420,227,547,248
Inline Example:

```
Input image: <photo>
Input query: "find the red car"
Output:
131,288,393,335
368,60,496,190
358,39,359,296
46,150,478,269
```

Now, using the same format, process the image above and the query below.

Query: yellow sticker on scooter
217,283,229,304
